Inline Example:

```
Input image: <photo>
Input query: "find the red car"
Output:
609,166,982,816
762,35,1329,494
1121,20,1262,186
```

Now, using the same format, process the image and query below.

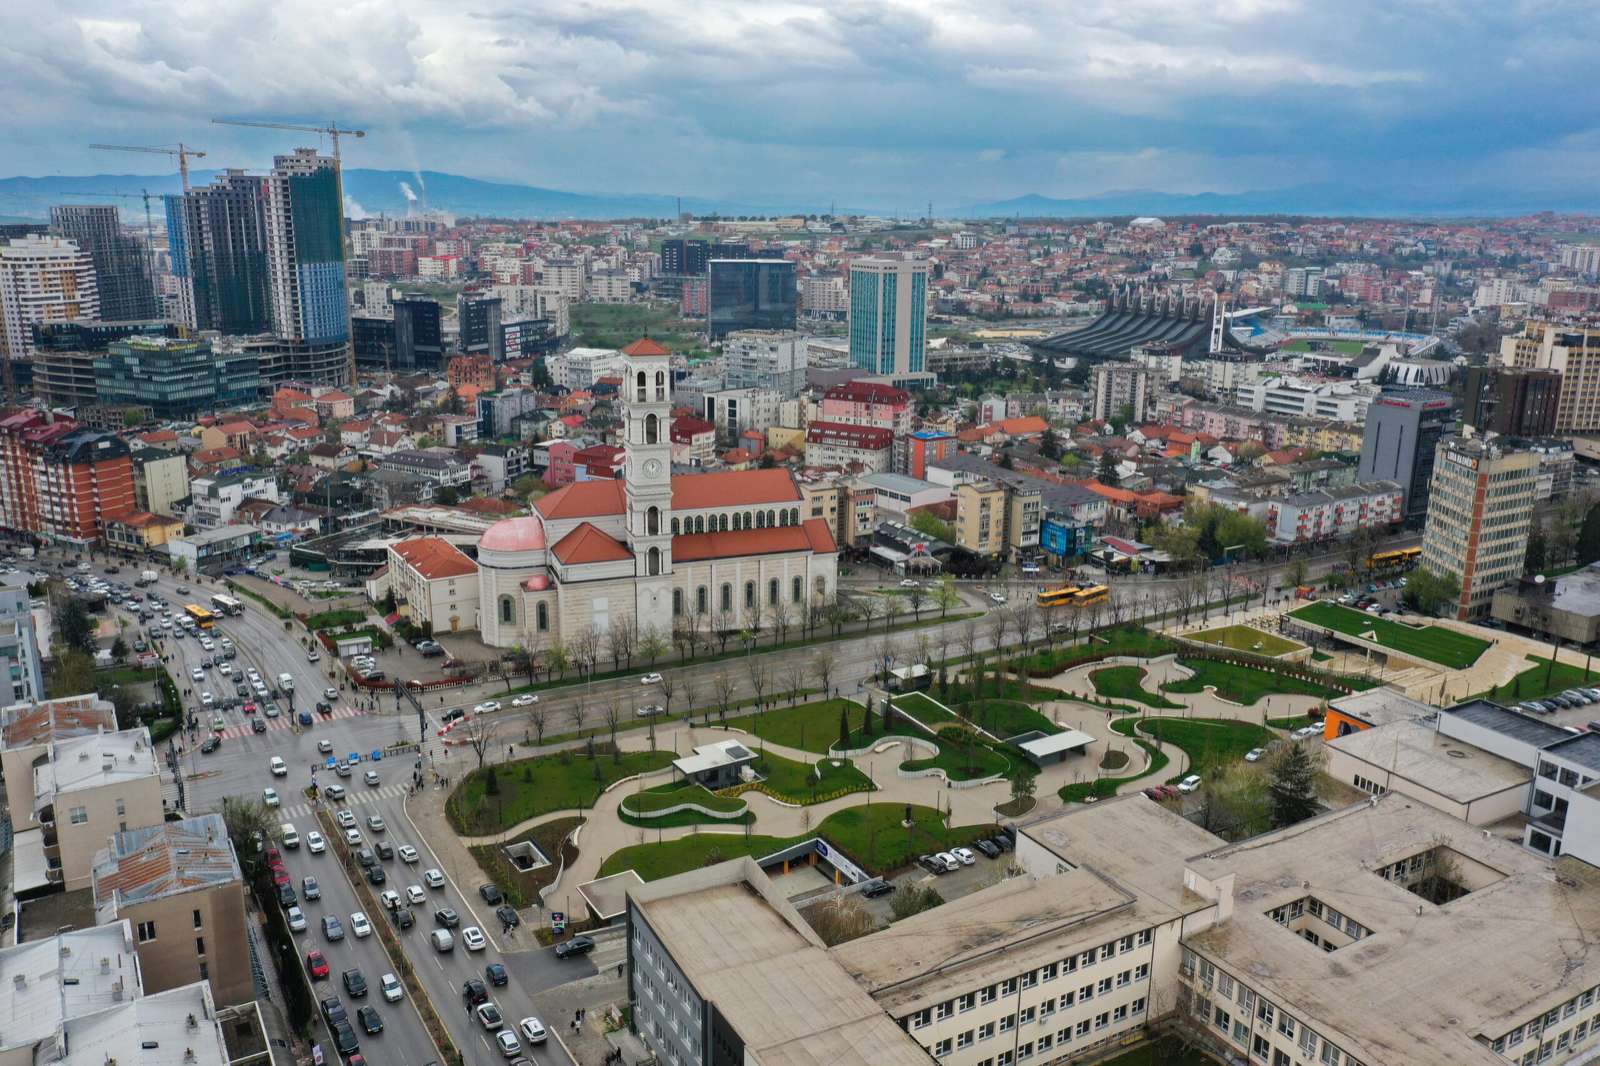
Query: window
697,587,708,614
1097,977,1113,995
934,1038,952,1057
768,578,779,606
535,602,549,632
645,413,659,445
936,1001,953,1021
757,510,766,529
647,507,660,535
979,1021,995,1041
635,370,647,402
195,936,205,956
1001,977,1019,997
198,961,208,981
673,589,684,616
719,513,729,532
655,370,666,401
957,1030,974,1049
958,993,976,1013
69,806,87,825
647,547,661,576
744,581,756,609
193,909,203,929
137,921,156,942
499,595,515,625
998,1013,1016,1033
720,584,732,613
910,1008,931,1030
695,515,705,533
792,576,803,603
672,518,680,535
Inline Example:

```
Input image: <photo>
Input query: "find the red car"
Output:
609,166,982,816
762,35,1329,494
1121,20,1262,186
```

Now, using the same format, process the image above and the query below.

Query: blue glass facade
848,261,927,376
706,260,797,338
909,270,926,373
1040,517,1094,561
849,270,879,371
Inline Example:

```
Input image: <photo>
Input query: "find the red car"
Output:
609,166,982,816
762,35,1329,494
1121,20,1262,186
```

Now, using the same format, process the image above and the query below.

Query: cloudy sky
6,0,1600,207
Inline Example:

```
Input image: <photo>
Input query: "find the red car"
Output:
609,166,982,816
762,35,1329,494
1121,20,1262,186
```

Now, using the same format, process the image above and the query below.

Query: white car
262,788,280,808
217,662,233,676
336,809,357,828
317,739,333,753
1292,725,1322,741
380,973,403,1002
511,694,538,707
519,1017,547,1045
900,579,919,588
345,828,363,847
1244,748,1266,763
379,889,401,910
952,847,976,866
270,756,287,777
366,815,386,833
286,905,307,932
405,885,426,905
190,667,204,682
398,845,418,864
474,700,501,714
364,770,380,787
640,672,663,686
247,669,260,682
306,831,326,854
200,692,214,706
350,912,372,939
495,1030,521,1057
323,687,338,701
989,592,1007,604
423,868,446,889
1177,774,1203,794
462,926,486,951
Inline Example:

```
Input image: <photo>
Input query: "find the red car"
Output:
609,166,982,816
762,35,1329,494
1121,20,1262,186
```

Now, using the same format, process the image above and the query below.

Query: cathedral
476,338,839,649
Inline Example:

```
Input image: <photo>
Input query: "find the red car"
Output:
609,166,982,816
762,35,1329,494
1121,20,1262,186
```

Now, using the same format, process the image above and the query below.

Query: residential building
459,293,504,361
802,273,847,318
1420,434,1538,619
1356,390,1456,526
724,330,808,395
659,238,708,276
487,283,570,338
1263,480,1403,544
1090,363,1152,422
0,413,135,544
956,478,1041,560
848,257,929,376
818,381,914,435
1527,438,1576,501
473,442,528,494
94,336,261,419
0,237,98,360
261,149,351,380
0,695,116,837
166,170,270,336
0,925,158,1058
805,421,894,473
555,346,623,391
905,430,956,480
448,354,496,392
49,205,156,321
91,812,250,1006
188,471,280,530
1492,564,1600,644
670,415,717,467
379,449,472,488
1461,366,1561,437
1237,378,1373,421
477,388,542,441
0,577,45,706
707,259,797,339
387,536,479,633
104,511,185,556
703,386,783,444
30,727,162,891
166,524,261,574
1501,318,1600,432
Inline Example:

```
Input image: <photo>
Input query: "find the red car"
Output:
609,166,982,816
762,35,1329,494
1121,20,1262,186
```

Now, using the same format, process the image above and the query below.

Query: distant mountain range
0,169,1594,222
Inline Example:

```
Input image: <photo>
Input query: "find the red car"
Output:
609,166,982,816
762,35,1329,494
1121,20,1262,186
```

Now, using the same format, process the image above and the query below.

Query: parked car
479,883,503,905
554,935,595,959
860,879,895,898
518,1017,547,1046
952,847,977,866
496,905,520,929
1245,748,1266,762
973,839,1001,859
1177,774,1203,794
934,852,961,872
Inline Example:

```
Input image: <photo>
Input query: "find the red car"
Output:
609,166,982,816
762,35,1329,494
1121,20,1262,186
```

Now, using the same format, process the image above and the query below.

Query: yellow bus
183,604,216,629
1367,546,1422,572
1072,585,1110,607
1037,586,1081,608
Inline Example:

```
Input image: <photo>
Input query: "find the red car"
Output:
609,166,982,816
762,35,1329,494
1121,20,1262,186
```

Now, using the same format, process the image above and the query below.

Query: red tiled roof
138,429,179,444
535,479,626,520
390,536,478,580
806,421,893,450
823,381,910,405
996,415,1049,436
193,446,242,464
671,415,716,442
113,511,179,529
536,468,802,519
621,337,671,357
672,518,837,562
551,522,633,565
1,695,114,748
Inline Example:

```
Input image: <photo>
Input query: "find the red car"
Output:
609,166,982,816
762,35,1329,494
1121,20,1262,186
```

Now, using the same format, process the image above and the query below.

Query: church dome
479,515,546,553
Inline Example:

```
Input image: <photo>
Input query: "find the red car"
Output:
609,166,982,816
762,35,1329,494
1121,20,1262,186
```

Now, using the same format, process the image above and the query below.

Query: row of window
945,999,1147,1065
1495,985,1600,1058
674,576,815,616
1184,951,1365,1066
671,507,803,535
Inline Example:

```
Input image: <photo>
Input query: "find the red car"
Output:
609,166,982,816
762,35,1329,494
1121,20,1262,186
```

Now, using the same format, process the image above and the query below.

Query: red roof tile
390,536,478,580
621,337,671,357
671,518,838,562
551,522,633,565
535,468,803,519
535,479,626,520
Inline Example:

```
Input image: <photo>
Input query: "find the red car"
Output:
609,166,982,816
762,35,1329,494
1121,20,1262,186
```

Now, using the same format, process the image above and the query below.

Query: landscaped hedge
1170,641,1371,696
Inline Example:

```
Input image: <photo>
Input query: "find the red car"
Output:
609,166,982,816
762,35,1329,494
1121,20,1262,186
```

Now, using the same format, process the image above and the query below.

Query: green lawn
1187,624,1305,657
619,780,747,815
956,699,1061,738
570,302,705,351
901,726,1012,781
1164,659,1341,705
1282,338,1365,355
1266,715,1316,730
1480,655,1600,703
1058,727,1168,803
597,803,997,881
1090,666,1185,709
1289,601,1491,669
1134,717,1276,782
749,750,872,804
891,691,959,728
1095,1036,1224,1066
721,699,864,754
1016,625,1179,676
467,816,581,909
446,748,677,835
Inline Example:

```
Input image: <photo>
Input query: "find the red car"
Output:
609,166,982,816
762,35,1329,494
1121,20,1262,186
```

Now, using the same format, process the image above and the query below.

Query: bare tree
744,600,767,646
528,702,549,749
906,585,927,621
914,633,932,671
463,714,498,771
603,696,623,762
606,616,637,670
855,593,880,634
573,626,602,678
712,670,737,726
490,656,516,693
1014,598,1039,653
679,671,699,723
713,610,735,653
771,598,793,646
960,617,981,699
656,670,677,719
565,696,586,739
785,656,806,705
873,635,896,684
813,649,836,701
882,593,905,633
985,606,1011,688
638,624,669,666
747,656,771,714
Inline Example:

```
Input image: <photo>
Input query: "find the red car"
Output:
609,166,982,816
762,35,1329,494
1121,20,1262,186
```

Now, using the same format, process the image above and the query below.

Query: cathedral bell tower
621,337,675,637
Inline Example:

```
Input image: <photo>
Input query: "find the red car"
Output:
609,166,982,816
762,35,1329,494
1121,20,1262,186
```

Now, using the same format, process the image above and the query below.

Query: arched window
673,589,684,616
767,510,776,528
695,515,705,533
535,602,549,632
655,370,666,402
498,595,514,625
646,506,660,536
697,585,709,614
720,583,732,613
671,518,680,535
644,413,659,445
756,511,766,529
791,508,800,526
792,576,803,603
647,547,661,576
814,576,827,599
744,581,756,609
768,578,779,606
635,370,647,402
719,514,729,532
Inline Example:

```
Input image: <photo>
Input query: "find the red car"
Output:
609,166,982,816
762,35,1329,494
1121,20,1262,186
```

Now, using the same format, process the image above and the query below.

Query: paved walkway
1030,655,1328,725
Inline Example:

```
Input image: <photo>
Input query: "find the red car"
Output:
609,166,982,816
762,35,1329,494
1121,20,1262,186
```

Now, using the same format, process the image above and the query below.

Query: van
277,673,294,693
431,929,454,953
270,756,287,777
280,823,300,849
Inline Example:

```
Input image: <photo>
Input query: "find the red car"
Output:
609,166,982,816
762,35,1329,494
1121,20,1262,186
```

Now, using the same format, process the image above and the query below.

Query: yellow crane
88,143,207,193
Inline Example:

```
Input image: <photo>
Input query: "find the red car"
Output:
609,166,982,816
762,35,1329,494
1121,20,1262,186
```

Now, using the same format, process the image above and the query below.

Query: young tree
906,585,927,621
463,715,498,771
712,671,736,727
48,649,95,699
933,575,961,618
838,703,851,751
1402,568,1461,617
545,640,571,681
56,599,95,654
747,658,771,714
638,625,669,666
812,649,836,701
1097,449,1120,487
1268,742,1321,828
528,703,549,748
1525,521,1549,575
1009,764,1039,811
604,697,623,763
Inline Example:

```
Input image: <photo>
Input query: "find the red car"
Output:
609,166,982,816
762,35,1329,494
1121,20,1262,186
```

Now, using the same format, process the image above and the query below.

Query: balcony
37,803,53,827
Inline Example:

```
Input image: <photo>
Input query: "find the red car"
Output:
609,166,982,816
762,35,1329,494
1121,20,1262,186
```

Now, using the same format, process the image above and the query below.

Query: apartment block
387,536,480,634
1263,480,1403,544
0,237,99,360
956,478,1041,560
27,726,162,892
1420,435,1538,619
131,448,191,518
0,694,117,836
724,330,808,395
0,412,136,545
1461,366,1561,437
1089,364,1151,422
1501,319,1600,432
805,421,893,473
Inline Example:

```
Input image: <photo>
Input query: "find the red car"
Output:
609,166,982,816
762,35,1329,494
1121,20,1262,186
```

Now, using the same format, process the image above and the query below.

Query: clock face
644,459,662,477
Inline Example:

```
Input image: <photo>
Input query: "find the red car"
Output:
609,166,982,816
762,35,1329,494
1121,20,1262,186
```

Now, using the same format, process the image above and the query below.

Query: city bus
183,604,217,629
209,593,243,617
1071,585,1110,607
1367,546,1422,573
1037,586,1081,608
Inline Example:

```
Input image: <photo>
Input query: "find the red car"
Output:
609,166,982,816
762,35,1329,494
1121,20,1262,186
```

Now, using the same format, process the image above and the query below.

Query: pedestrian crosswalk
278,780,414,821
209,704,368,741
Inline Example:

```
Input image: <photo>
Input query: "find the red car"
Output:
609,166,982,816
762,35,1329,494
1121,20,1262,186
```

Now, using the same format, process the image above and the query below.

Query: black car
479,883,503,905
342,969,367,997
554,935,595,959
357,1005,384,1035
973,839,1001,860
356,848,377,868
485,963,508,987
277,883,297,906
331,1020,359,1055
392,907,415,930
319,992,347,1025
859,878,895,899
462,978,488,1006
251,718,267,734
375,840,395,861
366,865,386,886
917,854,944,875
200,736,221,754
496,904,520,929
435,907,460,928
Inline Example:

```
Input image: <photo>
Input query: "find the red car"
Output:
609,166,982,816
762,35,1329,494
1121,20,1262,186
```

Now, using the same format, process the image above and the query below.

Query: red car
306,950,330,980
243,702,258,715
264,847,282,866
271,866,291,888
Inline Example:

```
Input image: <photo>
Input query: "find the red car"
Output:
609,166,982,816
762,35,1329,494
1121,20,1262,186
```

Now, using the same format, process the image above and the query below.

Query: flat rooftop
0,923,140,1056
1328,719,1532,802
1443,699,1574,748
61,981,229,1066
37,728,156,801
1327,686,1435,728
1185,796,1600,1066
1545,730,1600,773
0,695,115,750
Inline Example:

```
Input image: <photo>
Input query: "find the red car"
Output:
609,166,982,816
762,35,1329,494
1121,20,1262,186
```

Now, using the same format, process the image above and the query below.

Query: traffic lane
280,829,441,1066
384,793,581,1064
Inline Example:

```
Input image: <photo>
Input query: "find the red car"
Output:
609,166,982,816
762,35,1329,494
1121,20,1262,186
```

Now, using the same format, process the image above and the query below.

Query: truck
137,570,159,587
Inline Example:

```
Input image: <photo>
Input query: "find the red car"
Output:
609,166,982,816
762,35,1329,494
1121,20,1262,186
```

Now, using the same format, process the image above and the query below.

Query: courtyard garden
447,746,677,835
1289,601,1490,669
736,749,874,804
1163,659,1344,705
1480,655,1600,703
1186,624,1305,657
1090,666,1185,709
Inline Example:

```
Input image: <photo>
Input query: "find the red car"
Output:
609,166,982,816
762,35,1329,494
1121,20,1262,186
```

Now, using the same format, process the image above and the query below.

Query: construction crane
88,143,206,193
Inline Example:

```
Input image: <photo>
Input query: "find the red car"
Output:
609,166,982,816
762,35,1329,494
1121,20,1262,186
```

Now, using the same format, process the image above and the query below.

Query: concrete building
707,259,797,339
1502,319,1600,432
0,577,46,706
131,449,191,519
48,205,155,322
1420,434,1538,619
802,273,848,319
848,257,929,376
703,386,783,445
670,415,717,467
805,421,894,473
379,449,472,488
0,695,116,838
724,330,808,395
386,536,480,634
1491,566,1600,644
167,170,270,337
955,479,1041,561
30,727,162,892
1356,390,1457,527
1262,480,1403,544
166,525,261,574
1089,363,1152,422
554,346,623,391
0,237,98,360
188,471,279,530
90,813,250,1006
1462,366,1561,437
458,293,504,361
0,413,135,545
1237,378,1373,421
261,148,352,382
94,336,261,419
